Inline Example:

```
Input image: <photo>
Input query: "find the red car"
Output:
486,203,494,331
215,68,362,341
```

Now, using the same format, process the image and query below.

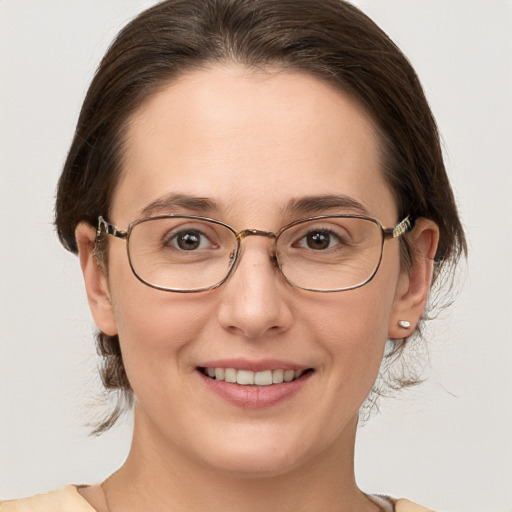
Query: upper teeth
204,368,305,386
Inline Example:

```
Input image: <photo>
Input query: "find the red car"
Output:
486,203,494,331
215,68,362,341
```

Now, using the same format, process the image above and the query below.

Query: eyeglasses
96,214,413,293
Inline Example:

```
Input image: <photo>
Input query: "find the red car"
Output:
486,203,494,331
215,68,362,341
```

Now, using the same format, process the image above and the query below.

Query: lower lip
199,371,312,408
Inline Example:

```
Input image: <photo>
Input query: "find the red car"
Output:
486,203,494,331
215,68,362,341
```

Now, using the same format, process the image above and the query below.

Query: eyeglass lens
125,216,385,292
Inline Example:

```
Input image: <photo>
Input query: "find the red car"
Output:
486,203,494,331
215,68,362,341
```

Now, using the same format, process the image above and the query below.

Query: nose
217,237,294,340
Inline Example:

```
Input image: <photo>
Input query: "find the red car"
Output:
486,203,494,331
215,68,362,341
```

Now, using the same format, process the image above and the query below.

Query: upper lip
197,359,310,372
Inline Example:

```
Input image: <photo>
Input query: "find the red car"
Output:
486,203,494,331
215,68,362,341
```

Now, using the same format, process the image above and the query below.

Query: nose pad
217,236,293,339
222,229,279,285
225,237,280,287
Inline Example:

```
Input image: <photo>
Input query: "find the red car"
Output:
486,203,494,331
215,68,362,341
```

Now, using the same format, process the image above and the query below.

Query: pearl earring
398,320,411,329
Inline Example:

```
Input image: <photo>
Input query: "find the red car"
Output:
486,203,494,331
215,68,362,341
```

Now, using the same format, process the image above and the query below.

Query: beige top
0,486,94,512
0,486,435,511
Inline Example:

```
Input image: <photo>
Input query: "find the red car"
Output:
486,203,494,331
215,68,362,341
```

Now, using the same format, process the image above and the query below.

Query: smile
200,367,310,386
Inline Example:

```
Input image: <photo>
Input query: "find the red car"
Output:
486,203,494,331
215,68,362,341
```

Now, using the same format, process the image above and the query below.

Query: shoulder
396,498,436,511
0,486,96,512
370,495,437,512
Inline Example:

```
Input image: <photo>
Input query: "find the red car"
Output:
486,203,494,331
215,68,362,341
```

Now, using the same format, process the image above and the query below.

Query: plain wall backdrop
1,1,511,511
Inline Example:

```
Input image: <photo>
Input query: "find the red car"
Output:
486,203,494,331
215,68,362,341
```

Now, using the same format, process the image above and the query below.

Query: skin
76,65,439,512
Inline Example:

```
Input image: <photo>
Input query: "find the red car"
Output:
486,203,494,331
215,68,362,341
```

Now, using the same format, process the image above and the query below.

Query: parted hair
55,0,466,433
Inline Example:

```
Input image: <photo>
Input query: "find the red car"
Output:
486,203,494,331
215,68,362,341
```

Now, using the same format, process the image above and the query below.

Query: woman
1,0,466,511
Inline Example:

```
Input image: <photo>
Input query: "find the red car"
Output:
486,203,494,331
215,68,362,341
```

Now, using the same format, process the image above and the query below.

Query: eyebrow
284,195,369,216
139,192,369,219
139,193,220,217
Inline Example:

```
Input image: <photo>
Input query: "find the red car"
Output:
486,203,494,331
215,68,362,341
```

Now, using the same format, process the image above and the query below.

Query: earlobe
75,222,118,336
388,218,440,339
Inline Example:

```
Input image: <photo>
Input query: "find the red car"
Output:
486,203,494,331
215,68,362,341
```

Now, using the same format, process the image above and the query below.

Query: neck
101,412,378,512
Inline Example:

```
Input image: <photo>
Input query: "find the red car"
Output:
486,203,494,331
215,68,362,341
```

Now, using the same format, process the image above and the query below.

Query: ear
75,222,118,336
388,218,440,339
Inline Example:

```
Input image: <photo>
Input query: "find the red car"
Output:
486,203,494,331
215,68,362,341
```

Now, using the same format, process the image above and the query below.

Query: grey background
1,1,511,510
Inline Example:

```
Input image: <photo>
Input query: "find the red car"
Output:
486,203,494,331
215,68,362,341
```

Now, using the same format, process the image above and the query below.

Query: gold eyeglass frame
96,214,413,293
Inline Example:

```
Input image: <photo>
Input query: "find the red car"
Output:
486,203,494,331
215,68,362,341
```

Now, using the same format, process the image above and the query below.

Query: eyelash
163,228,216,251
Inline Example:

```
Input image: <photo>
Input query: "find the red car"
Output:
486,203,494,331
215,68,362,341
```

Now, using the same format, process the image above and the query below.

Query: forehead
113,65,396,226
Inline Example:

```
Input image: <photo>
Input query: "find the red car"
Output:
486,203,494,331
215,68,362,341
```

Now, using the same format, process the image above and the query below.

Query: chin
192,425,327,478
204,450,307,479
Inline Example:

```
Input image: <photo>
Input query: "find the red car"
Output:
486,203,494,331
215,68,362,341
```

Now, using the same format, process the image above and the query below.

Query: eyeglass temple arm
96,215,414,242
383,216,414,239
97,216,128,240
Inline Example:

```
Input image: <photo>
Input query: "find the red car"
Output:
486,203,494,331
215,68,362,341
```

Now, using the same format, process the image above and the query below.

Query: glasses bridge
236,228,277,241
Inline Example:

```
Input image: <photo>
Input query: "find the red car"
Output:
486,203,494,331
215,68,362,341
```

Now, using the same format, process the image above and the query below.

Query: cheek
113,292,212,349
311,275,396,350
107,256,215,381
313,293,388,381
308,260,401,392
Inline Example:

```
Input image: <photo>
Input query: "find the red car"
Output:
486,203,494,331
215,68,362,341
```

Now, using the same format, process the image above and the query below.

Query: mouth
199,367,313,386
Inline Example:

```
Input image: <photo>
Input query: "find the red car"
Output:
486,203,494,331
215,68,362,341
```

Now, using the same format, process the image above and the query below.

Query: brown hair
55,0,466,433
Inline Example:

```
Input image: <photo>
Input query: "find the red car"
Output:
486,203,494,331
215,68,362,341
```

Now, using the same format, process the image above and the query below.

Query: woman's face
86,65,414,476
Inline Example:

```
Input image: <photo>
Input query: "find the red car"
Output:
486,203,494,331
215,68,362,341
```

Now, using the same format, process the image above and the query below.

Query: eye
167,229,212,251
296,229,343,250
